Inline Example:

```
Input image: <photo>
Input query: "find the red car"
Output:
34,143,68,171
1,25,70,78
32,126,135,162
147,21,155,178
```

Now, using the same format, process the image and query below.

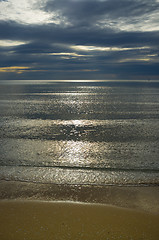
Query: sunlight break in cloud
0,40,27,47
70,45,149,52
0,66,30,74
0,66,47,74
48,52,87,57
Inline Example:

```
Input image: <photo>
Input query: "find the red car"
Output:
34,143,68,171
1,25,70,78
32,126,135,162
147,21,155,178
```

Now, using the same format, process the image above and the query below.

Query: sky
0,0,159,81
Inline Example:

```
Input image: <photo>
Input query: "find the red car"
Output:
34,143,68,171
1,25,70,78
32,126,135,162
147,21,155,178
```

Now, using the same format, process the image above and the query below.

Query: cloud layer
0,0,159,80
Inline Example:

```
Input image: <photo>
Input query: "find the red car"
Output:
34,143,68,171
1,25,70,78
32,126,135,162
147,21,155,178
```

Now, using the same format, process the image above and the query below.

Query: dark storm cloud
0,0,159,80
1,20,159,48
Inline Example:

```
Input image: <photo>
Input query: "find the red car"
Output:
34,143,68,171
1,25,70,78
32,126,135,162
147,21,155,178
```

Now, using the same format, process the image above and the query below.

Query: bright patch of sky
70,45,149,52
98,12,159,32
0,66,29,73
48,52,86,57
0,0,61,25
0,40,27,47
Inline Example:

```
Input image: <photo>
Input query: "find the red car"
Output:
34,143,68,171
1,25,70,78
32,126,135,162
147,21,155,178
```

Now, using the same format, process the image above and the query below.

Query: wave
1,165,159,187
1,163,159,173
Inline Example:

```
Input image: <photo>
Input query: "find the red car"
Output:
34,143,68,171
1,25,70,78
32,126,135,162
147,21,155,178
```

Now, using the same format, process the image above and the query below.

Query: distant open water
0,80,159,186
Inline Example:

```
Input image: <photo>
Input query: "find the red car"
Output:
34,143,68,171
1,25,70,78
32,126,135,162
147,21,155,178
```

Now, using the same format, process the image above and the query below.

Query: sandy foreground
0,181,159,240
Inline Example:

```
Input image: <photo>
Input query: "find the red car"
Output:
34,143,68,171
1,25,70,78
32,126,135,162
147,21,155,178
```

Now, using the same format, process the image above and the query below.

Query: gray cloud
0,0,159,80
44,0,159,27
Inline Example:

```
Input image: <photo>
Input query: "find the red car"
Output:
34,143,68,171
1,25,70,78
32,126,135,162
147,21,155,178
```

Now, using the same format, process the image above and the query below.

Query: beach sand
0,200,159,240
0,181,159,240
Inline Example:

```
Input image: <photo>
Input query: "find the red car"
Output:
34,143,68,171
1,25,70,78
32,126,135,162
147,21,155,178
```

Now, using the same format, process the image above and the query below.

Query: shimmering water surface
0,81,159,186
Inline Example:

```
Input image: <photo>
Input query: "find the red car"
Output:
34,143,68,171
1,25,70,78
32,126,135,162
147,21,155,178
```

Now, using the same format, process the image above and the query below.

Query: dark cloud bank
0,0,159,80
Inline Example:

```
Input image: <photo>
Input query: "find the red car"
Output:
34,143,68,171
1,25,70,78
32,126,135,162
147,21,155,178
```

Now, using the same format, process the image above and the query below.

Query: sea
0,80,159,186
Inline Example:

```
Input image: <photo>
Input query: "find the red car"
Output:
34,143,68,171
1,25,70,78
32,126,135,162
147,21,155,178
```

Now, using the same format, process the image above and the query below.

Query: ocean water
0,80,159,186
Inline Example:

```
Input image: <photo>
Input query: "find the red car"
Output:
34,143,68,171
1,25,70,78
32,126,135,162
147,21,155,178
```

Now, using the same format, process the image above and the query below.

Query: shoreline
0,180,159,214
1,180,159,239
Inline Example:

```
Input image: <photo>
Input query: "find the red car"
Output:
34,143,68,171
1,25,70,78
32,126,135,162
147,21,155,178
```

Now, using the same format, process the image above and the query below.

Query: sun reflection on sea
60,141,88,165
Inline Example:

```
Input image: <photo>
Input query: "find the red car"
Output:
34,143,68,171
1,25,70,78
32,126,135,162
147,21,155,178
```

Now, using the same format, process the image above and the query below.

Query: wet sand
0,181,159,240
1,180,159,213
